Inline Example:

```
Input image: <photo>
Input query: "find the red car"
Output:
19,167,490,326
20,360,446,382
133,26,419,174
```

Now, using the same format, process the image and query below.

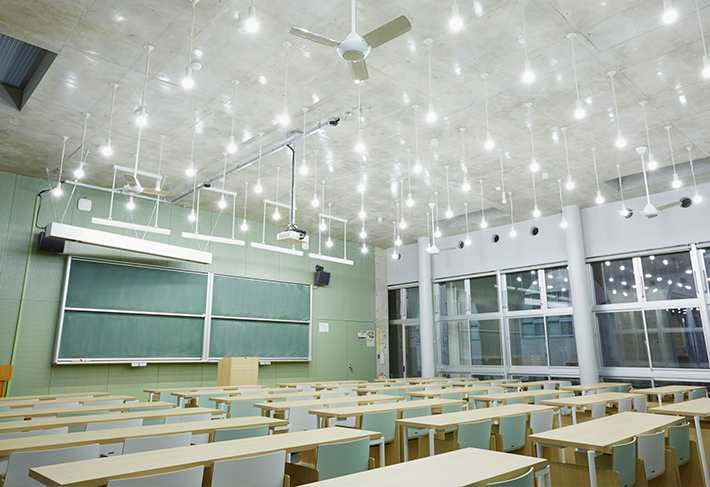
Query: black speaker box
38,231,65,253
314,270,331,286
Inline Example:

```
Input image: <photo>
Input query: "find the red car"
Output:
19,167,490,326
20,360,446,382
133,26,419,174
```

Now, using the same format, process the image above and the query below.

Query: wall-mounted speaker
38,231,65,253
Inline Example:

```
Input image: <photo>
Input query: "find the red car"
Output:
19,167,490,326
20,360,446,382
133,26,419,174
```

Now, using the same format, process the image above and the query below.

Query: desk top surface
406,386,497,397
255,395,404,411
143,385,268,394
540,392,645,407
0,401,176,420
0,392,110,402
310,398,465,418
560,382,631,392
530,411,684,452
633,386,703,395
503,381,568,388
275,380,367,387
2,395,136,409
30,428,381,487
211,390,344,403
449,379,517,386
171,388,292,398
354,385,426,393
306,448,548,487
396,404,557,430
476,390,566,402
650,397,710,417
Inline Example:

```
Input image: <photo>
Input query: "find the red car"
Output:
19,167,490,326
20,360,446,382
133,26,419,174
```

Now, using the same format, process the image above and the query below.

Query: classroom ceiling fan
640,197,692,219
122,173,168,197
289,0,411,82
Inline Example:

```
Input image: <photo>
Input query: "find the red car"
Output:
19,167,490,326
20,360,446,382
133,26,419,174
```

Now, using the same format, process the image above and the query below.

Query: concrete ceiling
1,0,710,249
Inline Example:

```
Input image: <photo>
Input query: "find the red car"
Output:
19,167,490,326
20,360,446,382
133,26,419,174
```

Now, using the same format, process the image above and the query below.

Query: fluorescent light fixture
309,253,354,266
181,232,245,246
250,241,303,256
47,222,211,264
91,217,171,235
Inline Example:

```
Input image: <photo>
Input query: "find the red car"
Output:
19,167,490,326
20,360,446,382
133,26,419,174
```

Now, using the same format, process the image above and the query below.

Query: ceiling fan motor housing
337,32,371,61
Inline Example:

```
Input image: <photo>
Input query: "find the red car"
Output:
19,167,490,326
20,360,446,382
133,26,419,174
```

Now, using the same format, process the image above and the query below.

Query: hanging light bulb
530,169,541,217
532,205,541,218
484,132,495,151
639,101,657,170
464,234,472,246
126,195,135,211
560,218,568,228
498,149,507,204
525,103,540,172
662,0,678,23
135,46,152,128
188,208,196,222
218,194,227,209
672,173,682,188
426,103,437,123
412,105,423,173
424,38,437,123
226,80,240,154
311,193,319,207
186,110,199,178
361,243,368,254
704,56,710,78
360,227,367,239
240,221,248,231
182,67,195,89
277,42,291,125
75,163,85,179
392,250,400,260
357,179,365,193
182,0,197,89
359,207,366,220
326,236,333,247
665,126,682,188
449,0,463,31
574,98,586,120
53,136,68,197
509,192,517,237
186,162,195,178
355,130,365,153
590,147,605,205
462,176,470,192
100,83,118,157
530,156,539,172
595,191,605,205
567,34,586,120
478,180,489,228
53,182,62,197
227,135,237,154
434,227,442,238
563,128,574,188
520,0,535,82
615,129,626,148
320,219,327,231
404,148,414,207
445,206,453,219
687,147,702,202
135,106,148,127
698,0,710,79
254,179,263,193
395,235,402,247
399,217,407,230
522,59,535,84
100,141,113,157
406,193,414,207
254,133,264,194
245,1,259,32
444,165,454,219
608,71,627,149
273,208,281,221
615,164,631,217
413,158,422,174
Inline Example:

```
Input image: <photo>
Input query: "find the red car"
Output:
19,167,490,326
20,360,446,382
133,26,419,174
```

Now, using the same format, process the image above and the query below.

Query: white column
417,236,436,377
563,205,599,384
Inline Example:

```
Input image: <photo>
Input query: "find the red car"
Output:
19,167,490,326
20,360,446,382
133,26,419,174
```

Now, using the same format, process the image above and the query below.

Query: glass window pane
596,311,649,367
469,275,498,314
405,325,422,377
506,271,541,311
470,319,502,365
546,315,578,366
439,280,467,317
545,267,571,308
645,307,709,368
641,252,697,301
592,258,637,305
388,324,403,378
509,316,547,366
388,290,401,321
405,287,419,319
439,321,471,366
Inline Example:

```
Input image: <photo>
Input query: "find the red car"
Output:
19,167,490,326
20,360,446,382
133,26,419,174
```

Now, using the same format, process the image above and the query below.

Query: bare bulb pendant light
557,180,568,228
525,102,540,172
355,85,365,153
277,42,291,125
273,167,281,221
509,192,517,237
227,80,240,153
561,127,575,189
412,105,423,173
531,171,541,217
360,220,367,240
325,203,333,248
520,0,534,83
245,0,259,32
392,221,400,257
463,202,471,246
592,147,604,204
357,156,366,193
663,0,678,23
639,101,657,170
608,71,626,148
74,112,90,180
399,182,407,229
434,191,442,238
498,149,507,204
405,148,414,206
450,0,463,31
693,0,710,77
481,73,495,150
182,0,198,89
319,180,327,231
254,133,264,193
687,147,702,202
135,45,153,127
186,111,198,177
53,136,69,197
311,149,319,207
428,202,439,254
426,210,432,252
479,179,488,228
241,181,249,231
359,192,367,220
567,33,586,120
424,38,437,123
444,165,453,218
616,164,630,217
460,128,471,191
299,107,309,174
665,126,682,188
100,83,118,157
156,134,166,191
394,204,403,246
218,152,228,209
188,174,197,222
635,145,658,216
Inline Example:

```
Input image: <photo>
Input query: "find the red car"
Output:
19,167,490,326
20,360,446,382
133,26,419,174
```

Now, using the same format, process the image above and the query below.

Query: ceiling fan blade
289,27,339,48
363,15,412,49
348,59,369,82
142,188,170,197
657,200,682,211
123,174,139,186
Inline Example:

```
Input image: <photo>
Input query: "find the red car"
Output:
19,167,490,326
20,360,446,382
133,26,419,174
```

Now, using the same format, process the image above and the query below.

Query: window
547,315,577,366
597,311,649,368
641,253,696,301
506,271,541,311
545,267,571,308
470,319,502,366
509,316,546,366
388,290,401,320
592,258,637,304
440,321,470,366
646,307,708,368
388,286,420,378
439,280,466,317
405,287,420,319
470,275,498,314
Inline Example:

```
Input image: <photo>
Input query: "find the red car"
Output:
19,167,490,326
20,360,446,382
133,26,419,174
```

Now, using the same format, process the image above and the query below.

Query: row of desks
0,395,137,410
0,401,180,421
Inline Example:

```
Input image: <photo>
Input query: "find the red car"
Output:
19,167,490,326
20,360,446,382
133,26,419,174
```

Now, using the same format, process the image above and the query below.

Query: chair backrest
457,420,491,450
380,389,404,397
57,410,109,418
543,384,556,390
559,381,572,388
361,411,396,444
107,466,204,487
198,394,229,410
506,398,525,405
214,425,269,442
613,438,637,487
401,406,432,440
441,392,463,401
442,402,466,414
229,400,263,418
0,416,24,423
159,391,185,404
122,432,192,455
329,402,359,428
316,437,370,481
591,403,606,419
669,422,691,467
488,388,505,394
0,406,9,412
164,413,212,425
596,388,608,394
88,400,124,407
486,466,534,487
498,414,526,452
33,402,79,410
637,430,666,480
529,411,554,434
528,385,541,391
86,418,143,431
289,406,322,432
674,392,685,403
0,427,69,441
618,399,632,413
634,396,648,413
533,394,553,406
5,444,99,487
211,451,285,487
692,388,708,399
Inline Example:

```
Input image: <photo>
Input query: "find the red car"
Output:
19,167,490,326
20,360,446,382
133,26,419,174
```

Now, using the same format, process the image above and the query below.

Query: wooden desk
0,392,110,403
504,380,569,390
634,385,705,406
0,401,178,421
540,392,645,424
0,407,223,435
530,412,684,487
275,380,367,388
406,386,497,400
354,385,425,396
450,379,517,387
171,388,297,407
211,391,346,415
305,448,550,487
650,397,710,485
473,390,566,406
0,417,287,456
396,403,557,462
2,395,136,409
256,395,405,417
560,382,631,395
0,365,12,397
143,385,268,401
30,427,382,487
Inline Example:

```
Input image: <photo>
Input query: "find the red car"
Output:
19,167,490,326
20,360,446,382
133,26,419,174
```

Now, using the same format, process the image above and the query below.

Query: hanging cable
227,80,239,153
608,70,626,148
498,149,507,204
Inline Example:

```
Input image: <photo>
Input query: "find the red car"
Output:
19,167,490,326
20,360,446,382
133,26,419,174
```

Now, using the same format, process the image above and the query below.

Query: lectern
0,365,13,397
217,357,258,386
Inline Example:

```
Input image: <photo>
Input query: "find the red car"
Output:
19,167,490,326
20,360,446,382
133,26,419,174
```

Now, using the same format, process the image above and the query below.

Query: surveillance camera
680,197,693,208
203,182,211,188
456,240,465,250
328,117,340,127
315,265,324,272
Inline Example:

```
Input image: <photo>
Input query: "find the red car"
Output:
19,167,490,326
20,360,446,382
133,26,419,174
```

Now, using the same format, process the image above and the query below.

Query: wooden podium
0,365,13,397
217,357,258,386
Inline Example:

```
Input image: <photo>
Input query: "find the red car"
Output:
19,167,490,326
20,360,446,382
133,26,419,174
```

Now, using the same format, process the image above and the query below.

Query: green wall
0,171,377,400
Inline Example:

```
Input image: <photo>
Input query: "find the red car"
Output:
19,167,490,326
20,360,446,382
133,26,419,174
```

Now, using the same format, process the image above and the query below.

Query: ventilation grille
0,34,43,89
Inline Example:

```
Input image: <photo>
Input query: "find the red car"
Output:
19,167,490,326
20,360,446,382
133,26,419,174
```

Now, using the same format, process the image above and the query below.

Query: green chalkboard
209,319,309,358
212,275,310,321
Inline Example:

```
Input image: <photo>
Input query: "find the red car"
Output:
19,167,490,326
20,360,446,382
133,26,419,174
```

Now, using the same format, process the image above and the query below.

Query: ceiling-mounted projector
277,229,309,250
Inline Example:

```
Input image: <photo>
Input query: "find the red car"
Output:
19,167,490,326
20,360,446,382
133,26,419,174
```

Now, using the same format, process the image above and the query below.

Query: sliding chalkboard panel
210,320,309,358
212,275,310,321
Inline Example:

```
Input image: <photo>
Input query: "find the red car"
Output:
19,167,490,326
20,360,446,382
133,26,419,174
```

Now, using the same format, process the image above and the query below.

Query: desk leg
536,443,543,458
658,395,663,407
694,416,710,487
587,451,600,487
402,426,409,462
572,407,577,425
177,397,184,408
535,466,551,487
379,441,385,467
429,429,436,457
148,393,155,401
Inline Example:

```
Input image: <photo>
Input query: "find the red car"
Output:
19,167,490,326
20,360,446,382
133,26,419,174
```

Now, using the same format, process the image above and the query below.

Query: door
347,321,376,380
